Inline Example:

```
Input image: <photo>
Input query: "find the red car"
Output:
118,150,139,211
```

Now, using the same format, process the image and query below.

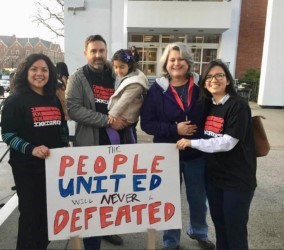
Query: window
202,49,217,62
143,35,159,43
141,47,158,76
192,47,217,74
192,47,202,62
143,48,157,61
204,34,220,43
142,64,157,76
129,34,143,42
161,35,185,43
188,35,204,43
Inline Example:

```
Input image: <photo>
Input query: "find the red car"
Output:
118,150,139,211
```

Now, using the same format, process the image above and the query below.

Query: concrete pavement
0,102,283,249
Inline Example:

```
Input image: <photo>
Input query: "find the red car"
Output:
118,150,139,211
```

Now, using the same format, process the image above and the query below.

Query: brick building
0,35,64,70
235,0,268,78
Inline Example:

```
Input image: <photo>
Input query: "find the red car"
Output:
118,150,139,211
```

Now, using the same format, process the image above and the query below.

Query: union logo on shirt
31,107,62,127
204,115,224,137
93,85,114,104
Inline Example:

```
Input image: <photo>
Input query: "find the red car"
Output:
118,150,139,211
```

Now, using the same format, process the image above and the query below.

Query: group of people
0,34,257,250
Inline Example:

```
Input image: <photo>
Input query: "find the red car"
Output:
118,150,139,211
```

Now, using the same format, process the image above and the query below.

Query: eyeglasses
205,73,226,82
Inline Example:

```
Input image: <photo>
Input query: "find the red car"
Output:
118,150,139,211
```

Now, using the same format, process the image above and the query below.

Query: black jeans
83,236,101,250
11,161,49,250
206,182,255,250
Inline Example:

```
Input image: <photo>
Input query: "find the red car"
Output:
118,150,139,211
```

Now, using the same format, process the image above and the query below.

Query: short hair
13,53,57,97
199,59,237,100
131,46,137,51
111,49,137,73
160,42,194,78
84,34,107,49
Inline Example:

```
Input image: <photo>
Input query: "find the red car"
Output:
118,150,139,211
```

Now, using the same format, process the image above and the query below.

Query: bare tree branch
32,0,64,38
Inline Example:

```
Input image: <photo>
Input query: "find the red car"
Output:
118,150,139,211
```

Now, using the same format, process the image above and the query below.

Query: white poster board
45,143,181,240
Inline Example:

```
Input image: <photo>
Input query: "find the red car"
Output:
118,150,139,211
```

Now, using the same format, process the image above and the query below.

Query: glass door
141,46,158,76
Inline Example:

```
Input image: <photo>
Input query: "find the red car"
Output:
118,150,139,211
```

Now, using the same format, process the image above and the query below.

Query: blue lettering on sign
91,176,108,193
76,176,92,194
133,175,147,191
58,173,162,197
59,178,74,197
110,174,126,192
150,175,161,190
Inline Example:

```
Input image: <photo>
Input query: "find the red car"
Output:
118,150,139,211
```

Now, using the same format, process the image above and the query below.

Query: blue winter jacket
140,73,207,161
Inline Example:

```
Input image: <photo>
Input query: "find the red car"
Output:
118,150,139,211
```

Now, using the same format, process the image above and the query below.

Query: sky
0,0,64,50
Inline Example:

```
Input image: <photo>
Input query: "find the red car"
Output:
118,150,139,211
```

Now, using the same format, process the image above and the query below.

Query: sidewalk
0,102,283,249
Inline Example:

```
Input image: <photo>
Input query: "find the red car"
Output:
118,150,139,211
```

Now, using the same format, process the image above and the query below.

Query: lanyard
170,76,194,112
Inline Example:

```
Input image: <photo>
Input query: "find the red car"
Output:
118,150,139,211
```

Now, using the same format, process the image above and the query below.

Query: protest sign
45,143,181,240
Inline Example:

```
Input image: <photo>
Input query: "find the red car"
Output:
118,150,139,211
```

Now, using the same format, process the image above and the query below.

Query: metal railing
236,81,259,102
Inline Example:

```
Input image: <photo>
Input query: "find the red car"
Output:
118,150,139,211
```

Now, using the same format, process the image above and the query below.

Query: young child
107,49,148,144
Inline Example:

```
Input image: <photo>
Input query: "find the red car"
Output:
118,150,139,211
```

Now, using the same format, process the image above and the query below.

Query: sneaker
188,234,215,250
102,235,123,245
196,239,215,250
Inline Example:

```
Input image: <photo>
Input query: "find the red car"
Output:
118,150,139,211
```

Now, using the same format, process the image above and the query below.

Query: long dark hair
56,62,69,80
111,49,137,74
199,59,237,100
13,53,57,97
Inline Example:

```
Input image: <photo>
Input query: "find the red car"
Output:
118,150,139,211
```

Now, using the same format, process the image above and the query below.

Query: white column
258,0,284,107
110,0,127,57
218,0,242,77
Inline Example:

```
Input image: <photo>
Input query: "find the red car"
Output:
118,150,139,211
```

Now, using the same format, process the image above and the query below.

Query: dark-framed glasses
205,73,226,82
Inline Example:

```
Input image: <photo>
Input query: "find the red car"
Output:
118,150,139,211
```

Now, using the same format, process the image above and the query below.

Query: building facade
235,0,267,78
0,35,64,71
64,0,284,107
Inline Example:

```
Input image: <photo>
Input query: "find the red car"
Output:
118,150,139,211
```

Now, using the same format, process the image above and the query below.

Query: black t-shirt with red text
204,96,257,191
83,64,115,145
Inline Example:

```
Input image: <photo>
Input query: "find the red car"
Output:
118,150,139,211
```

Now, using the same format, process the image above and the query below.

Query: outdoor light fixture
66,0,85,15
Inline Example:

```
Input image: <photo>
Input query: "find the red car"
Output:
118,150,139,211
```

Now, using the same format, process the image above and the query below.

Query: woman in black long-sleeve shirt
1,53,68,249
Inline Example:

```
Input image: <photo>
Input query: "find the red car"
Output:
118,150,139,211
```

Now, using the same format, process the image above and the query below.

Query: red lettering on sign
59,156,74,177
